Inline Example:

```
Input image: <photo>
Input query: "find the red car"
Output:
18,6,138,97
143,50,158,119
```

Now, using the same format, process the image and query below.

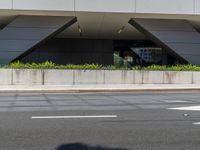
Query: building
0,0,200,66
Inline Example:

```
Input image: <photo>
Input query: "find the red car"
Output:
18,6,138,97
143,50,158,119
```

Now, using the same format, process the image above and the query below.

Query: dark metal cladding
129,18,200,66
0,15,77,64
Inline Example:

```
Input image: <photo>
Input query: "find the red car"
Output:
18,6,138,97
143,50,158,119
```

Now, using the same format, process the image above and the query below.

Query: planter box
0,69,12,85
0,69,198,85
163,71,193,84
74,70,104,84
104,70,123,84
44,70,74,85
12,69,43,85
134,71,143,84
122,70,135,84
192,72,200,84
142,71,164,84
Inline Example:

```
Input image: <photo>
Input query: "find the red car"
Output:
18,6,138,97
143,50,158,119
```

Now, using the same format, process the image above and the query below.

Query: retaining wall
0,69,199,85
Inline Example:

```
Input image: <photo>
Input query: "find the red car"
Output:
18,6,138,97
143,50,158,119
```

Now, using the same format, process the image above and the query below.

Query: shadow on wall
56,143,129,150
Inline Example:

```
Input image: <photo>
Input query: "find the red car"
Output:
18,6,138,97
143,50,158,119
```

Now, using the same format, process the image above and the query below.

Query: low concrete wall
0,69,199,85
163,71,193,84
142,71,164,84
12,69,43,85
44,70,74,85
0,69,12,85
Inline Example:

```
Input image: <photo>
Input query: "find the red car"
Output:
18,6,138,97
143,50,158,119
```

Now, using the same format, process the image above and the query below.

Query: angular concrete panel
76,0,135,13
0,52,22,64
0,40,37,52
0,28,59,40
129,19,200,66
0,15,76,64
136,0,194,14
13,0,74,11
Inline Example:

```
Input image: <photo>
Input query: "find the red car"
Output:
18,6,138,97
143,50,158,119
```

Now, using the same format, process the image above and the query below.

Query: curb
0,88,200,93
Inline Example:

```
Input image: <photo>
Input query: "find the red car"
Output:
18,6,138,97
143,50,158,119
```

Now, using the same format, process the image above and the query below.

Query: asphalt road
0,92,200,150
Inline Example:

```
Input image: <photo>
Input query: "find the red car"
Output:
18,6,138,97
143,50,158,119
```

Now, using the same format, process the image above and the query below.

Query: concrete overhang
1,10,200,40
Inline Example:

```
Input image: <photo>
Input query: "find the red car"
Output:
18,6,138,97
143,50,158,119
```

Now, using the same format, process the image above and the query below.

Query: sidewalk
0,84,200,93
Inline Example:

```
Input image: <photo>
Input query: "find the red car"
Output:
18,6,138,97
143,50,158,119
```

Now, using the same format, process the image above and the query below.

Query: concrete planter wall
0,69,200,85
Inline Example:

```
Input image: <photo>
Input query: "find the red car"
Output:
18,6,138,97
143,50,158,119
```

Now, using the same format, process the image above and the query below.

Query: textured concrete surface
13,69,43,85
1,69,199,86
142,71,163,84
193,72,200,84
163,71,193,84
44,70,74,85
0,69,12,85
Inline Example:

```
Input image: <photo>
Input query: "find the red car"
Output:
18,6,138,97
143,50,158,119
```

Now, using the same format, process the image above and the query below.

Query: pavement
0,92,200,149
0,84,200,93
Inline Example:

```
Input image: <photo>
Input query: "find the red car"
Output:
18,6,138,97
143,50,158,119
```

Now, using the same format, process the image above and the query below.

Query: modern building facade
0,0,200,65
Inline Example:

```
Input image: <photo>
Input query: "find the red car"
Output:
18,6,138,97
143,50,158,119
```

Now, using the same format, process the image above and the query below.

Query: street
0,92,200,150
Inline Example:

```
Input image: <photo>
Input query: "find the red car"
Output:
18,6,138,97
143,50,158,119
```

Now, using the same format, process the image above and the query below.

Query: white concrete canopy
3,0,200,15
1,0,200,39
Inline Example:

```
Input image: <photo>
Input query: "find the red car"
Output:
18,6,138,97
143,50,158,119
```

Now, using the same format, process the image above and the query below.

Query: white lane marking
164,100,188,103
31,115,118,119
193,122,200,125
168,106,200,111
168,106,200,125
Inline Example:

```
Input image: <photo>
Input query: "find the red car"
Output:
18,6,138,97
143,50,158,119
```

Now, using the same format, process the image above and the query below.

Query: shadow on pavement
56,143,129,150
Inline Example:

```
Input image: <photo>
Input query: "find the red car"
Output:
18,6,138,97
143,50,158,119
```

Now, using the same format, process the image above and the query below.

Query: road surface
0,91,200,150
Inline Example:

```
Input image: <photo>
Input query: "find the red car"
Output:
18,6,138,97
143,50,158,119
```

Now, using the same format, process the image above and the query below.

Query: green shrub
143,64,200,71
5,61,101,70
102,65,129,70
4,61,200,71
114,53,124,67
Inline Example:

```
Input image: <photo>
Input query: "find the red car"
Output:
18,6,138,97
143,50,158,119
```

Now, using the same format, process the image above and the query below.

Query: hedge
4,61,200,71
